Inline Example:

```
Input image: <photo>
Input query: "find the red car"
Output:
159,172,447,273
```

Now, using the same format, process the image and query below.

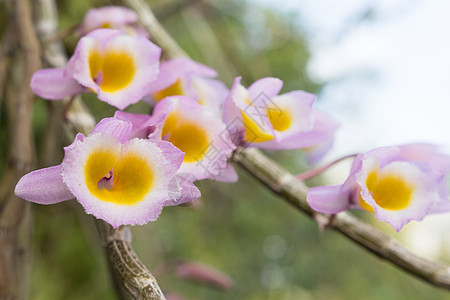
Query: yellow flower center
162,113,210,162
153,79,184,102
358,191,374,212
241,111,274,143
100,22,113,29
267,107,292,132
89,50,136,93
85,150,153,205
365,170,413,210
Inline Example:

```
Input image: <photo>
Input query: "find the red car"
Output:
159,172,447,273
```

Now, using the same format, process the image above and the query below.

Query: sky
249,0,450,258
251,0,450,157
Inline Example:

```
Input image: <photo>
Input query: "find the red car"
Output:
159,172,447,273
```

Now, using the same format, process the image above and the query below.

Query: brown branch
113,0,188,60
116,0,450,291
96,223,166,300
0,0,40,298
33,0,166,299
234,148,450,290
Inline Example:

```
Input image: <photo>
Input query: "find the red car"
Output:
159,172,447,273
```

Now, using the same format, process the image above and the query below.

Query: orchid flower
115,96,237,182
307,144,450,231
147,58,228,115
31,28,161,110
222,77,337,151
15,118,200,228
77,6,148,37
303,111,340,165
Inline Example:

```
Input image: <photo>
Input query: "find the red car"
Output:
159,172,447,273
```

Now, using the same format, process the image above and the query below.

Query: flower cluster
19,5,450,232
16,6,336,228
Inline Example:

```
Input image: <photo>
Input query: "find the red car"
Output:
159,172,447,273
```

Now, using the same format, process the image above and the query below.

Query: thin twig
34,0,166,299
296,153,358,181
42,23,79,47
116,0,450,291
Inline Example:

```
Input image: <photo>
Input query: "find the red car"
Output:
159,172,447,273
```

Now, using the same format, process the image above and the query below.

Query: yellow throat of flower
153,79,184,102
162,112,210,163
267,107,292,132
89,50,136,92
84,150,153,205
362,170,414,211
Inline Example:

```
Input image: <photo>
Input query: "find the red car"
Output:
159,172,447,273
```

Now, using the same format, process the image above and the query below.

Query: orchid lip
97,169,114,191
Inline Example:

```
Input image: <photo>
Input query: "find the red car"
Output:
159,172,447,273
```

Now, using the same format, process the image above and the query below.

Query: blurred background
2,0,450,299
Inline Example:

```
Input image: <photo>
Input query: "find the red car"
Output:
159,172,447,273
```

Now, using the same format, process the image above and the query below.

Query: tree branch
117,0,450,291
234,147,450,290
113,0,187,60
0,0,40,298
34,1,165,299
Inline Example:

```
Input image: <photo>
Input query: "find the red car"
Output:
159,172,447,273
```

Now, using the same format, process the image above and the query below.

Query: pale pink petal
146,70,178,94
307,185,351,214
192,77,228,116
398,143,450,173
160,58,217,78
114,111,154,139
15,165,73,204
248,77,283,101
78,6,143,36
91,117,132,143
30,68,86,100
256,90,316,150
164,173,201,206
304,111,339,164
222,77,246,145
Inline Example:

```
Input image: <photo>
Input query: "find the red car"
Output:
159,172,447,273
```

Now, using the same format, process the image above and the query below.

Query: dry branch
0,0,41,298
234,148,450,289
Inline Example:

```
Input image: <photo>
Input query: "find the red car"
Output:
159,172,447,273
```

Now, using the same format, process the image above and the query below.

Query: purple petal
307,185,350,214
146,70,178,94
78,6,141,36
161,58,217,78
214,164,238,183
164,173,201,206
222,77,243,126
91,117,132,143
193,77,228,115
153,139,185,171
305,139,335,165
398,143,450,173
114,111,155,139
30,68,86,100
248,77,283,101
15,165,74,204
